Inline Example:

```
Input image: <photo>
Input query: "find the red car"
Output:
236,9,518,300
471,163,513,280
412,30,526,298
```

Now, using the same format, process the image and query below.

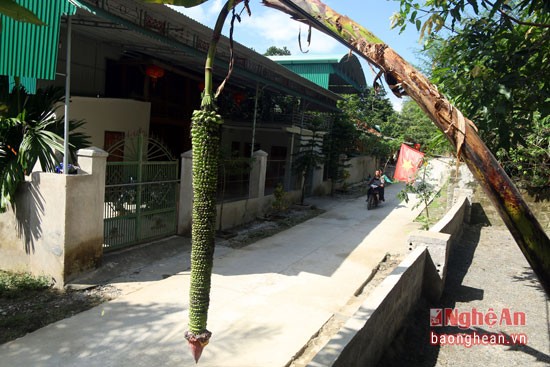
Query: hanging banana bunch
185,108,222,362
184,0,241,363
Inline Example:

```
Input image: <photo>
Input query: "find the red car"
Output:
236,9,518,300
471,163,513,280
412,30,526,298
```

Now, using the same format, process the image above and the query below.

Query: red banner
393,144,425,182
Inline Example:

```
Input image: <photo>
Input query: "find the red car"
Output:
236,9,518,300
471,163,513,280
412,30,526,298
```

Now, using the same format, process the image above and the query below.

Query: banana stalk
263,0,550,295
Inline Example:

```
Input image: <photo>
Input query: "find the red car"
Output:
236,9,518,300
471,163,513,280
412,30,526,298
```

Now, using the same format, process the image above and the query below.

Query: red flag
393,144,425,182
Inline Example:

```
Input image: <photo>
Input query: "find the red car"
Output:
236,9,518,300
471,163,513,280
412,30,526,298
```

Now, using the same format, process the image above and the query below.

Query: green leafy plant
397,160,439,229
394,0,549,189
496,113,549,190
0,0,45,27
271,182,287,212
0,83,90,213
340,169,351,192
322,113,356,195
0,270,51,297
293,126,325,205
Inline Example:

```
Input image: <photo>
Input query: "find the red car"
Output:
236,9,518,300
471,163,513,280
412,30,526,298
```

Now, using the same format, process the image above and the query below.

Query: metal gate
103,134,179,252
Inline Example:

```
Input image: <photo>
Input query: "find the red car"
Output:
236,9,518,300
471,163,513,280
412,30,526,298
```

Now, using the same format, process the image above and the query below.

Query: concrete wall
309,247,438,367
430,190,472,237
177,147,314,234
346,156,377,184
308,188,473,366
177,144,385,236
216,196,274,230
0,148,107,287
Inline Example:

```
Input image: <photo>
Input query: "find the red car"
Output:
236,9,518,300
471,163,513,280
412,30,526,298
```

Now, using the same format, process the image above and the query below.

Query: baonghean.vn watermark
429,308,528,347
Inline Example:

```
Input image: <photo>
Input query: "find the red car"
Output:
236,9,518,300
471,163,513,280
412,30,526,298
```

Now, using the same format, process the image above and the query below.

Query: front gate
103,134,179,251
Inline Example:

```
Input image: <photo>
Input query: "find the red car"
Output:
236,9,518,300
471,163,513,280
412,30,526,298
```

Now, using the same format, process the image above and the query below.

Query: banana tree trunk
263,0,550,295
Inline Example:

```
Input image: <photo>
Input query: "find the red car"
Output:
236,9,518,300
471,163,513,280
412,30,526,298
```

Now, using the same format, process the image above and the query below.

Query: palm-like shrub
0,83,90,212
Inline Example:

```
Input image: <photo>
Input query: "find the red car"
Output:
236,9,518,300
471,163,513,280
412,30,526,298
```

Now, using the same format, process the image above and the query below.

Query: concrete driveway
1,176,442,366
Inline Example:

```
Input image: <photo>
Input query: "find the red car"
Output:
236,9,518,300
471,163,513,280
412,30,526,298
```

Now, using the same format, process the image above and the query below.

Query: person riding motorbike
367,170,385,202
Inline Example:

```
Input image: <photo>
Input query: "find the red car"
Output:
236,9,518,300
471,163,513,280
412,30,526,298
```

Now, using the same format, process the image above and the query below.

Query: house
0,0,376,285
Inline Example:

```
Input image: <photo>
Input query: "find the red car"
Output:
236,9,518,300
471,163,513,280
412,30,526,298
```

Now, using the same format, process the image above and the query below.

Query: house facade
0,0,377,285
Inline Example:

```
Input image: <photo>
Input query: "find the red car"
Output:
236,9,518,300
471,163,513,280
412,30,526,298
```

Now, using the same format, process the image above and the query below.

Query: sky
170,0,424,110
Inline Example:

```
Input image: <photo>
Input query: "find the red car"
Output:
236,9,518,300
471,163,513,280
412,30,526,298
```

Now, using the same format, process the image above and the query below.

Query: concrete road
0,178,441,367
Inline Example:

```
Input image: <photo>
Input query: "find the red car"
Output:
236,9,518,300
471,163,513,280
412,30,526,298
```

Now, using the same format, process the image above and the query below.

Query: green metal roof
279,63,332,90
269,54,367,94
0,0,76,80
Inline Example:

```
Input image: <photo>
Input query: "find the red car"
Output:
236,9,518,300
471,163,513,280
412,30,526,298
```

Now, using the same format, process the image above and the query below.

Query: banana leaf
0,0,45,25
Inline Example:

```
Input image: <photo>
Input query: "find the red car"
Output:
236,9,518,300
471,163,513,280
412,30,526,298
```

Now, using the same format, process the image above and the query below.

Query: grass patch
0,271,115,344
0,271,51,298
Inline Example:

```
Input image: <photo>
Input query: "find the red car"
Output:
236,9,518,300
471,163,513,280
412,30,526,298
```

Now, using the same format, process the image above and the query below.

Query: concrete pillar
63,147,109,282
78,146,108,180
178,150,193,234
312,163,324,194
453,188,473,223
76,146,108,269
249,150,268,199
408,230,451,282
284,133,295,191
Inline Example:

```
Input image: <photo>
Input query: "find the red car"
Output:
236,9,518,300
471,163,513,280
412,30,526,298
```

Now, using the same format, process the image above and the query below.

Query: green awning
0,0,76,80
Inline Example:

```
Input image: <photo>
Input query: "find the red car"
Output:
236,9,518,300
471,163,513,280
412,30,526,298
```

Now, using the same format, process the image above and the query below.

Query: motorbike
367,184,381,210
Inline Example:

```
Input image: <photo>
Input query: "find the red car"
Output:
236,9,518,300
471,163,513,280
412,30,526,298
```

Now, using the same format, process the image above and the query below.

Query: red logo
430,308,526,329
430,308,443,327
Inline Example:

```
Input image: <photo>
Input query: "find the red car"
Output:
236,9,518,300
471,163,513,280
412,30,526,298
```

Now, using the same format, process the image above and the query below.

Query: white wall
0,149,108,287
68,96,151,150
347,156,377,184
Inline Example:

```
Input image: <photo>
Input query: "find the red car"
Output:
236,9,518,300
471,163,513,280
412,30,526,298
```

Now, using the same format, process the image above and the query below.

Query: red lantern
233,91,246,105
146,65,165,87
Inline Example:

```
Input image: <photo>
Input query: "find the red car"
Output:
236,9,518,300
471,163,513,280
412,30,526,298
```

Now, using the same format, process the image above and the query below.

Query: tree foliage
0,83,90,213
394,0,550,188
293,118,325,204
338,89,395,130
323,113,356,191
0,0,45,27
392,0,549,39
381,99,452,156
336,89,398,160
264,45,291,56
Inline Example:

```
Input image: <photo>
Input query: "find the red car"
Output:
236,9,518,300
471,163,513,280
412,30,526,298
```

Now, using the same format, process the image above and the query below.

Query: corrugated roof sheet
269,54,342,64
281,63,333,89
269,54,367,94
0,0,76,80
